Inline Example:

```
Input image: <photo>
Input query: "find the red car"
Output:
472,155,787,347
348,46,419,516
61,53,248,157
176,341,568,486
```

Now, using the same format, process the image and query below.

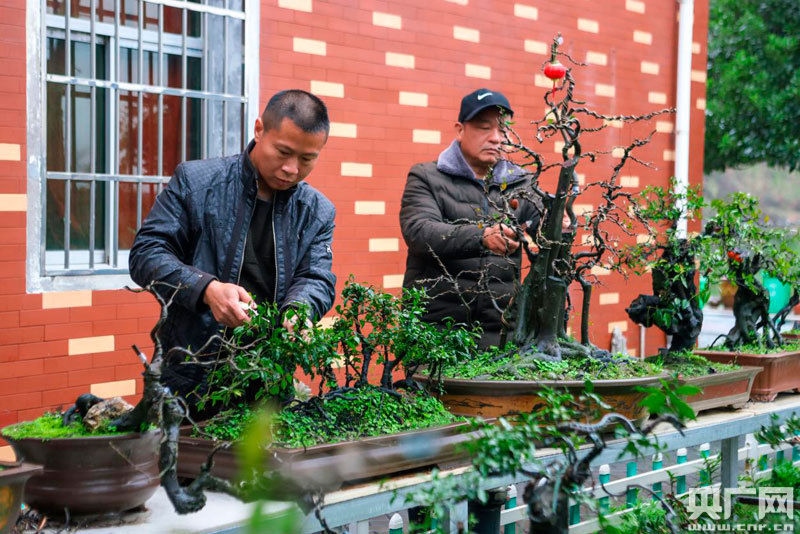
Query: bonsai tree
198,276,478,415
624,179,707,353
699,192,800,349
29,277,476,520
407,379,694,534
428,34,674,367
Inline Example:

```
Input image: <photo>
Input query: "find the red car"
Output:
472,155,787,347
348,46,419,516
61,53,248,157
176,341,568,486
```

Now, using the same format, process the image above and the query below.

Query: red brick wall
0,0,709,458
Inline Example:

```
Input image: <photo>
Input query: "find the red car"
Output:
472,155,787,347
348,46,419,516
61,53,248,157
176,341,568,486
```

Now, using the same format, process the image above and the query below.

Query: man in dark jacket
130,89,336,410
400,88,542,349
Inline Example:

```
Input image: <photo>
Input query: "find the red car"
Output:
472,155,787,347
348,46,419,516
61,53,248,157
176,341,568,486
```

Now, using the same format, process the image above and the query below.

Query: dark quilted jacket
400,141,542,348
130,140,336,394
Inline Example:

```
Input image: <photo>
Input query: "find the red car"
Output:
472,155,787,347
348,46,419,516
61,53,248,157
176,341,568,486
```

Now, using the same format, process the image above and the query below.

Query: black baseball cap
457,88,514,123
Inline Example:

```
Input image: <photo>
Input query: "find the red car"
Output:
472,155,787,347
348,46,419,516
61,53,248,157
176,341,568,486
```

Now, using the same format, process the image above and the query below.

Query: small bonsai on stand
624,179,707,353
699,193,800,350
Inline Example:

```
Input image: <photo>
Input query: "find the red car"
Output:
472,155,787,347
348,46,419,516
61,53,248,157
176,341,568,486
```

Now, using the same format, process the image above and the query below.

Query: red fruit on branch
543,61,567,80
727,250,743,263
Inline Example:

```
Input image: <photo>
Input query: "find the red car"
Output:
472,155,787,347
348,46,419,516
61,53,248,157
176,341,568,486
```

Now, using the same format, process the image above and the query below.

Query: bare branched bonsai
60,282,245,514
423,34,674,368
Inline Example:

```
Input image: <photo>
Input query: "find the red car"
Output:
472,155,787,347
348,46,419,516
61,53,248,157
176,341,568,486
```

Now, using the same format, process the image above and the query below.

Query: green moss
437,348,662,381
701,341,800,354
1,412,131,440
199,386,461,449
646,350,739,377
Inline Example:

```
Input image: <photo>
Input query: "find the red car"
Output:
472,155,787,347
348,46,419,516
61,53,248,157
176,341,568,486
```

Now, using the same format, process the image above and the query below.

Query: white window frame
26,0,260,292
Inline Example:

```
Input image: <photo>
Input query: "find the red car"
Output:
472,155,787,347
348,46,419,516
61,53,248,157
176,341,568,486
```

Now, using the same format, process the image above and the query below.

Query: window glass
40,0,248,275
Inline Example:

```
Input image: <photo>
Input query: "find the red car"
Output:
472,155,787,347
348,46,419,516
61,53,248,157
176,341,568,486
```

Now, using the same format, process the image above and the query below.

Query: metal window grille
41,0,250,276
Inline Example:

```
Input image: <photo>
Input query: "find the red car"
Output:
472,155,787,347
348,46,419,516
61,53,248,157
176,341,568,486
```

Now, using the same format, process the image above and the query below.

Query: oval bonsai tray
678,366,762,413
695,348,800,402
178,421,479,489
5,430,161,515
0,461,43,534
413,373,669,421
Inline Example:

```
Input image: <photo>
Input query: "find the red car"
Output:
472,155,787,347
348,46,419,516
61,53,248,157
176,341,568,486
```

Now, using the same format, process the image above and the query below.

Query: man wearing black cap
399,88,542,349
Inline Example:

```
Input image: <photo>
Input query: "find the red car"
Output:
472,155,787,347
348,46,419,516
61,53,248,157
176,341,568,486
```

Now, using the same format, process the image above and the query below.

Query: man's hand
482,224,520,255
283,313,313,342
203,280,253,327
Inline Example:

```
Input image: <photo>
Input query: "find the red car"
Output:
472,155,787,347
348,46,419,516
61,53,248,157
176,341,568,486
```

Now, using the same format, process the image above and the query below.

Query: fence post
471,488,507,534
449,500,468,534
389,513,403,534
651,453,663,500
699,442,711,486
598,464,610,513
676,448,687,495
794,431,800,462
752,433,769,471
626,461,638,507
720,436,739,489
504,485,517,534
568,501,580,525
775,427,786,466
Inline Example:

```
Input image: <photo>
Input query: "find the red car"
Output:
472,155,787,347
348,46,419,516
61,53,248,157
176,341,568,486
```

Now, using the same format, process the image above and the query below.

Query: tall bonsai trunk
512,161,576,359
579,278,592,345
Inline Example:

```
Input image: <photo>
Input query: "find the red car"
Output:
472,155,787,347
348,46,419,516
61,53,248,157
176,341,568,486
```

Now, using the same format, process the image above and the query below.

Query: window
27,0,259,291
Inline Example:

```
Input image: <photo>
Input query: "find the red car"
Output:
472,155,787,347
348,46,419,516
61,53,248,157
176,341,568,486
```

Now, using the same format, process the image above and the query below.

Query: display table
25,394,800,533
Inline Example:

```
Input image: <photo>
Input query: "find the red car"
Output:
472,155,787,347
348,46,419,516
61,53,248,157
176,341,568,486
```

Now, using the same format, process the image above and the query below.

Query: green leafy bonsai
699,192,800,350
624,179,706,354
195,277,477,448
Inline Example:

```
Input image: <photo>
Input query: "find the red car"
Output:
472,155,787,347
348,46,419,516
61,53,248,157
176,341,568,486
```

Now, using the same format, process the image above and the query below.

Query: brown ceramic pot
695,349,800,402
5,430,161,515
0,462,42,534
413,374,669,421
178,422,478,489
678,366,762,413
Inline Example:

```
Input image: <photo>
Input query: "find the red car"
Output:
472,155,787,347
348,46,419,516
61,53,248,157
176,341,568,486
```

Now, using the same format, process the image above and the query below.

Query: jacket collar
436,140,526,186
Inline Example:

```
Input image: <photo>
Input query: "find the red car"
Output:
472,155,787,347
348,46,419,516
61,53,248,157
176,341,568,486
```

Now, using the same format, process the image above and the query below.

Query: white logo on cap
476,92,493,100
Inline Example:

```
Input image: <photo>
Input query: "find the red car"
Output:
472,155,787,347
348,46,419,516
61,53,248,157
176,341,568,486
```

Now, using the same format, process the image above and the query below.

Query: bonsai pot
677,366,762,413
178,422,478,489
695,348,800,402
5,430,161,515
413,374,669,421
0,461,42,534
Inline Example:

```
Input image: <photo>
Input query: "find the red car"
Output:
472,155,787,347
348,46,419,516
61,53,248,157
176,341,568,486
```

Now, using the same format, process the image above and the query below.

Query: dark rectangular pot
694,349,800,402
178,422,478,489
678,366,762,414
0,461,43,534
413,373,670,422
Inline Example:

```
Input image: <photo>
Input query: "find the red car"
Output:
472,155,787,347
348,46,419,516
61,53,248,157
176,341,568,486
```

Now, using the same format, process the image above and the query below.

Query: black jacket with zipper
400,140,542,348
129,140,336,398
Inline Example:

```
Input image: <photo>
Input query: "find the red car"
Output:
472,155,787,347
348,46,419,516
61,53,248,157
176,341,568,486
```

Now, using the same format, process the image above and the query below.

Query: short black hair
261,90,330,136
